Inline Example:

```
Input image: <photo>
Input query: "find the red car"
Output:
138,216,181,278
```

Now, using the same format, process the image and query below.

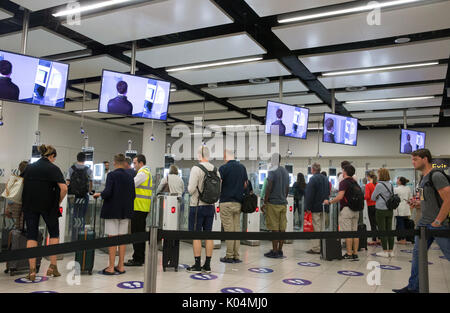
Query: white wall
38,116,143,176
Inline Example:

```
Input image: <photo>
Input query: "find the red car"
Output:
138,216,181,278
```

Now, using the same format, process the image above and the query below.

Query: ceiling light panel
344,96,442,111
67,55,131,80
352,108,440,119
244,0,350,17
63,0,233,45
170,60,290,85
272,1,450,50
10,0,72,11
230,94,322,109
359,116,439,126
300,39,450,73
319,64,447,89
125,33,266,69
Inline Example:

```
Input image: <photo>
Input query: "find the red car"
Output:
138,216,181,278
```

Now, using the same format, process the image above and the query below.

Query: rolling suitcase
404,218,415,243
5,229,43,276
357,224,368,251
74,198,97,275
162,239,179,272
320,204,343,261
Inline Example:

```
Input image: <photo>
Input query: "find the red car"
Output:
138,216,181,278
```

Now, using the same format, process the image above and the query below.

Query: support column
142,121,166,174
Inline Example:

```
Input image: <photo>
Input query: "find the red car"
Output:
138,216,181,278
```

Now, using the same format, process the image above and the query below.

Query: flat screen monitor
265,100,309,139
258,170,268,185
322,113,358,146
0,50,69,108
400,129,425,154
98,70,171,121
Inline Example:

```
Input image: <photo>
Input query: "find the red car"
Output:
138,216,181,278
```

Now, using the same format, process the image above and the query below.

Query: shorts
23,210,59,241
265,203,287,231
189,205,214,232
339,206,359,232
105,219,130,236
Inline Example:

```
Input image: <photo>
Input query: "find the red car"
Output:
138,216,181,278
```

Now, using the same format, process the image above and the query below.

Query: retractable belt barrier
0,228,449,263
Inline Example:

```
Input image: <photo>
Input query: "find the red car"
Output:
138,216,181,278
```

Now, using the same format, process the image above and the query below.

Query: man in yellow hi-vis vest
125,154,152,266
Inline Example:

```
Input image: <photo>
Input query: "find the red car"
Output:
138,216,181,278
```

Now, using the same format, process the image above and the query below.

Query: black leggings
368,205,378,241
23,210,59,241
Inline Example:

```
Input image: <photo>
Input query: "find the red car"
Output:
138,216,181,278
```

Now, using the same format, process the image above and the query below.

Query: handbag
303,212,314,232
1,175,24,204
161,175,170,193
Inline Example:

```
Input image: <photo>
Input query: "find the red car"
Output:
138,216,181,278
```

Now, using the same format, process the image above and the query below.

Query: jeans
395,216,408,241
407,223,450,291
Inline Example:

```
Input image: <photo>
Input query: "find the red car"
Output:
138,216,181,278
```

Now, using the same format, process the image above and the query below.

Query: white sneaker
389,251,395,258
376,251,390,258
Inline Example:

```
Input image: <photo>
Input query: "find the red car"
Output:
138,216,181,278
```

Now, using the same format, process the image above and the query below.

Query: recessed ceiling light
322,62,439,77
53,0,133,17
278,0,424,23
74,109,98,114
395,37,411,44
345,96,435,104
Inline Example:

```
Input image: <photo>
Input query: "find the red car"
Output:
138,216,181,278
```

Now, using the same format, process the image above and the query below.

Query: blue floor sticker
439,256,448,260
190,274,218,280
282,278,312,286
337,271,364,277
221,287,253,293
297,262,321,267
15,276,49,284
248,268,274,273
378,265,402,270
117,281,144,289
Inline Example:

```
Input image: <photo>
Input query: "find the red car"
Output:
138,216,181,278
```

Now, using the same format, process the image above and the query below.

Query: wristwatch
434,220,441,226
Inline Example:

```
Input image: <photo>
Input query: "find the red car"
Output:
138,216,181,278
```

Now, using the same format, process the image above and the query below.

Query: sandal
114,267,126,275
26,268,36,282
47,264,61,277
102,268,116,275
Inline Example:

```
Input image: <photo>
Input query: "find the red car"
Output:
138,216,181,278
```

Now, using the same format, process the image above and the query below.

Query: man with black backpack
186,146,221,274
393,149,450,293
66,152,93,240
324,165,364,261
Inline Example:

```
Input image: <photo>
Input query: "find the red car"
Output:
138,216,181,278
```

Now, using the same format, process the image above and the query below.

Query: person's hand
323,199,330,205
261,204,266,214
93,193,101,199
431,220,442,228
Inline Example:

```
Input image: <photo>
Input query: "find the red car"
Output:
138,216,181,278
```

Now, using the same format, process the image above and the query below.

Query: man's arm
325,190,345,205
264,179,273,205
433,186,450,226
187,167,198,195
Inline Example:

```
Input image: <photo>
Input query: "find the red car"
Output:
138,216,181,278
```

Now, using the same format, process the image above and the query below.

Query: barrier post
418,226,429,293
143,226,158,293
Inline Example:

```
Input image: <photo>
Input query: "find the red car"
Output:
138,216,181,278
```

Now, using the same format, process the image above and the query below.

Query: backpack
68,165,89,197
195,164,221,205
345,180,365,212
378,182,401,211
241,182,257,214
423,170,450,223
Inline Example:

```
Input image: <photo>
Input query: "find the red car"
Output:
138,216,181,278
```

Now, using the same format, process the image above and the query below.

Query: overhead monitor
322,113,358,146
265,100,309,139
0,50,69,108
98,70,171,121
400,129,426,154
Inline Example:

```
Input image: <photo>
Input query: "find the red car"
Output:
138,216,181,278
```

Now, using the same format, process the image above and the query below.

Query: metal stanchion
143,226,158,293
418,226,429,293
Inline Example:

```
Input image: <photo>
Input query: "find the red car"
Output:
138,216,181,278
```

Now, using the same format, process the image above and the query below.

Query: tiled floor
0,240,448,293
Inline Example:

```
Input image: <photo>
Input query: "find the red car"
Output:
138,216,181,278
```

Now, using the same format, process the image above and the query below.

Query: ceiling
0,0,448,133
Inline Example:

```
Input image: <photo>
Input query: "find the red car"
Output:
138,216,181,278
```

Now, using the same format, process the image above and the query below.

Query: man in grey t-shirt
393,149,450,293
262,153,290,259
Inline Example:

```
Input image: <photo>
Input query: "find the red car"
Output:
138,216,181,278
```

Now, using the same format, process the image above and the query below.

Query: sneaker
306,249,321,255
376,251,390,258
343,253,353,260
124,260,143,267
220,257,234,263
352,254,359,261
392,286,418,293
201,264,211,274
186,264,202,273
233,258,242,263
264,250,278,258
389,251,395,258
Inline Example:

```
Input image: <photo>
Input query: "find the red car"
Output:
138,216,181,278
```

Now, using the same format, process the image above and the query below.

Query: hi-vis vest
134,166,152,212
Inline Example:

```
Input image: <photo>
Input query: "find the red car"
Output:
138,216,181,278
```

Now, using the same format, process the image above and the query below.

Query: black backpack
378,182,401,211
241,182,257,214
195,164,221,205
346,180,365,212
68,165,89,197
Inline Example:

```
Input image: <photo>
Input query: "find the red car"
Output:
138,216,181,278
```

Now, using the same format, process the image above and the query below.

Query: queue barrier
0,228,448,294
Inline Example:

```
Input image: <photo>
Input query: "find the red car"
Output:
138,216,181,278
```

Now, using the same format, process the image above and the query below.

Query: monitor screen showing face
400,129,426,154
0,50,69,108
98,70,171,121
265,100,309,139
322,113,358,146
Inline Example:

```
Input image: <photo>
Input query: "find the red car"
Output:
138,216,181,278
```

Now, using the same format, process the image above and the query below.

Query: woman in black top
21,145,68,281
293,173,306,228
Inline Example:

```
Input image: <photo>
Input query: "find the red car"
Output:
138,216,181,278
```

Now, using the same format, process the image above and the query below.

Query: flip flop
102,268,116,275
114,267,126,275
